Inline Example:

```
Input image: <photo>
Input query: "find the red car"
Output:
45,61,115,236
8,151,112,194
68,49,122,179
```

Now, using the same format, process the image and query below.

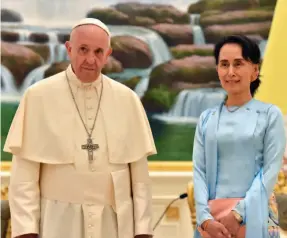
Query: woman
193,35,286,238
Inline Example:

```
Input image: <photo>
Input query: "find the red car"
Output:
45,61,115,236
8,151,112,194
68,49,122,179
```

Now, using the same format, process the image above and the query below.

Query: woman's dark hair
214,35,261,97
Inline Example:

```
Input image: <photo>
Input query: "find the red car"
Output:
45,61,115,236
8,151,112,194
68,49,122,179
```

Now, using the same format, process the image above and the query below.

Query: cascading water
19,64,51,93
102,25,173,98
3,24,172,95
190,14,206,45
259,39,267,58
0,65,18,95
153,88,225,124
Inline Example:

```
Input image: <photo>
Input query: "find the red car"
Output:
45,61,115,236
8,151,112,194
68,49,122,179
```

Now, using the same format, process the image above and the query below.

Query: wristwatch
232,210,243,224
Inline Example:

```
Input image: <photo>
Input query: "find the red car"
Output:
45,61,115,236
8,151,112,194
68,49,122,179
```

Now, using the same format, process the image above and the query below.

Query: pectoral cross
81,138,99,163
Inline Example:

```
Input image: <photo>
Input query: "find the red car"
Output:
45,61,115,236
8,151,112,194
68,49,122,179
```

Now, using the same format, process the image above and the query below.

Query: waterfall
190,14,200,25
190,14,206,45
1,24,172,97
109,25,172,67
134,76,149,98
153,88,225,124
135,28,173,67
259,40,267,58
1,28,32,42
7,42,69,93
18,29,31,41
47,31,59,44
47,43,69,63
18,44,70,92
56,44,70,62
48,44,57,63
169,88,225,117
0,65,18,95
19,64,51,93
107,25,173,97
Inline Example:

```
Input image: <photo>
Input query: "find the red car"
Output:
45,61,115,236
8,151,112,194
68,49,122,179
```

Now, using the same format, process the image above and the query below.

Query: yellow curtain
255,0,287,115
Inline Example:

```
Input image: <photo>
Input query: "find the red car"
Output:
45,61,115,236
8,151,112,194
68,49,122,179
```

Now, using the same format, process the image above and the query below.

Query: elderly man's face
65,24,112,82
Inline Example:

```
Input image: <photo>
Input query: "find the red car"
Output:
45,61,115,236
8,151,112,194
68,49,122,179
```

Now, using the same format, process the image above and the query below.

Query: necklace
226,105,241,113
65,70,103,164
224,97,241,113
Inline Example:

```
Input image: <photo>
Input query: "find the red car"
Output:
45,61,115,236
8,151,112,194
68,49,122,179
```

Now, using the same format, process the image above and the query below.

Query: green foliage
259,0,277,8
1,101,19,161
205,0,251,11
200,10,273,27
131,16,155,26
176,67,217,84
205,22,271,43
188,0,275,13
188,1,206,13
142,85,178,112
148,120,196,161
115,4,190,24
121,77,141,90
171,47,213,59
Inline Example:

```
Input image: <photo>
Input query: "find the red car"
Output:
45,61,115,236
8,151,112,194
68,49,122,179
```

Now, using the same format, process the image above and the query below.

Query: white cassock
4,64,157,238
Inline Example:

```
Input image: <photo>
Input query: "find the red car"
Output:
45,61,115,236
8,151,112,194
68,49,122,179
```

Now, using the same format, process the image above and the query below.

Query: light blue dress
193,99,286,238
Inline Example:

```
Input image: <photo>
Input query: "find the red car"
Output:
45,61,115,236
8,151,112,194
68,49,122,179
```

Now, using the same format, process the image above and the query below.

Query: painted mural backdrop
0,0,276,162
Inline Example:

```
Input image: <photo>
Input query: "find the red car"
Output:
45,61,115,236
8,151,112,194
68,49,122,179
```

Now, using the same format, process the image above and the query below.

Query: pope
4,18,157,238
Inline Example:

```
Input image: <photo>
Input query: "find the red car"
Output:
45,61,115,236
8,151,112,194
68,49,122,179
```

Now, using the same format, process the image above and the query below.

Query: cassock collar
66,64,103,90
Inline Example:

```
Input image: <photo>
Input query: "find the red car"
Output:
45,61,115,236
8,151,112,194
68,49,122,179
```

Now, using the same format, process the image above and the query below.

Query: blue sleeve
234,105,286,222
193,109,214,226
